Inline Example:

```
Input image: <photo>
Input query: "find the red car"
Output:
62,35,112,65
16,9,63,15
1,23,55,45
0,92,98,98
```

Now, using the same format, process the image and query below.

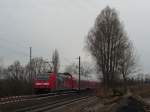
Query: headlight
35,82,49,86
35,83,42,85
43,83,49,85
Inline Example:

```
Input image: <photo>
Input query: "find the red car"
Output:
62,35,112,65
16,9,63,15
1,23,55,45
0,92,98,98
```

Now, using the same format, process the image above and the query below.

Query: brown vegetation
129,84,150,98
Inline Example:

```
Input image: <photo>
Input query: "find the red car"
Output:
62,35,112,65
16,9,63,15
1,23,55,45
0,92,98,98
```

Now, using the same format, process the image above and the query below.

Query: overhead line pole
30,47,32,79
29,47,32,93
79,56,81,91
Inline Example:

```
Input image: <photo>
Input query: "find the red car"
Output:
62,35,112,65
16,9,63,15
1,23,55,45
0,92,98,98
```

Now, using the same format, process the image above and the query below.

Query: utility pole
29,47,32,80
78,56,81,91
29,47,32,93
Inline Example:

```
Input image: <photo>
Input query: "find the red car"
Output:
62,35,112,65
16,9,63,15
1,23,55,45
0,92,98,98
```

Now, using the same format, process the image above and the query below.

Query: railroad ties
0,90,77,105
0,90,93,112
143,102,150,112
138,97,150,112
144,105,150,112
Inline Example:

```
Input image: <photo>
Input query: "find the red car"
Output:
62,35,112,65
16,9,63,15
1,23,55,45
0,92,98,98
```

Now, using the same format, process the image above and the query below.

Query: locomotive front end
33,73,52,93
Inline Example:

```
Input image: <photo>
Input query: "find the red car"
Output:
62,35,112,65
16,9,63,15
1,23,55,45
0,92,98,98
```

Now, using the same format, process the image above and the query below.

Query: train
33,72,99,93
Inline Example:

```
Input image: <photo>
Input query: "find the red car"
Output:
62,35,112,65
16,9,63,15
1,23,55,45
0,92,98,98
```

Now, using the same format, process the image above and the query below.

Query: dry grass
61,85,150,112
95,88,114,98
129,84,150,97
96,84,150,98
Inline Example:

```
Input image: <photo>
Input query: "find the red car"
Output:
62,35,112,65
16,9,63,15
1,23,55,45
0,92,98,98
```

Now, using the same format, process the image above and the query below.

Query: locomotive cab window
36,73,50,80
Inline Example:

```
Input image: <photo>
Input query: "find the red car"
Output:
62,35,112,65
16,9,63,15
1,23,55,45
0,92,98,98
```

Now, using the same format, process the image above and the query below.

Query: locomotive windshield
36,73,50,80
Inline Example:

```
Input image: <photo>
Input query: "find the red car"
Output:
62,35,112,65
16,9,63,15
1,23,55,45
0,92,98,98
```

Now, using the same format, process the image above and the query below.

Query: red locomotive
33,72,98,93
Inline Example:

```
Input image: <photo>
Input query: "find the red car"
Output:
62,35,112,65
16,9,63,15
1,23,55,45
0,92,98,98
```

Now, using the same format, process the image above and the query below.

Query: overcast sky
0,0,150,73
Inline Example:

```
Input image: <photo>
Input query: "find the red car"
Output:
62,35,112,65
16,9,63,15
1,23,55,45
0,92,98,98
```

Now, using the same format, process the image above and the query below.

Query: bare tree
4,61,29,96
65,61,94,79
119,42,137,91
52,49,60,73
86,6,131,89
6,61,24,80
26,57,51,78
80,61,94,78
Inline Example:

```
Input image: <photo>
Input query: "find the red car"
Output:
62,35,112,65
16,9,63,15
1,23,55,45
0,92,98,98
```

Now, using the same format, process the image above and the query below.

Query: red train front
33,72,98,93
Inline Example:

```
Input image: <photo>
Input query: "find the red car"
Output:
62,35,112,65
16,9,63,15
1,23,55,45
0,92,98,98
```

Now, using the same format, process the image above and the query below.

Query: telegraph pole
29,47,32,93
29,47,32,80
78,56,81,91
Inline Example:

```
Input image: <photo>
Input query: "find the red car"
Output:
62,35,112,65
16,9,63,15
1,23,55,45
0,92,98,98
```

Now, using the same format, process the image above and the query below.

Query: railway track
142,98,150,112
0,90,93,112
0,90,77,105
15,95,93,112
144,104,150,112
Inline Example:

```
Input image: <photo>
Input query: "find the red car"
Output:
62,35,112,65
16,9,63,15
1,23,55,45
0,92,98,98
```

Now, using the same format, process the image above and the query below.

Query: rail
0,90,78,105
0,90,93,112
